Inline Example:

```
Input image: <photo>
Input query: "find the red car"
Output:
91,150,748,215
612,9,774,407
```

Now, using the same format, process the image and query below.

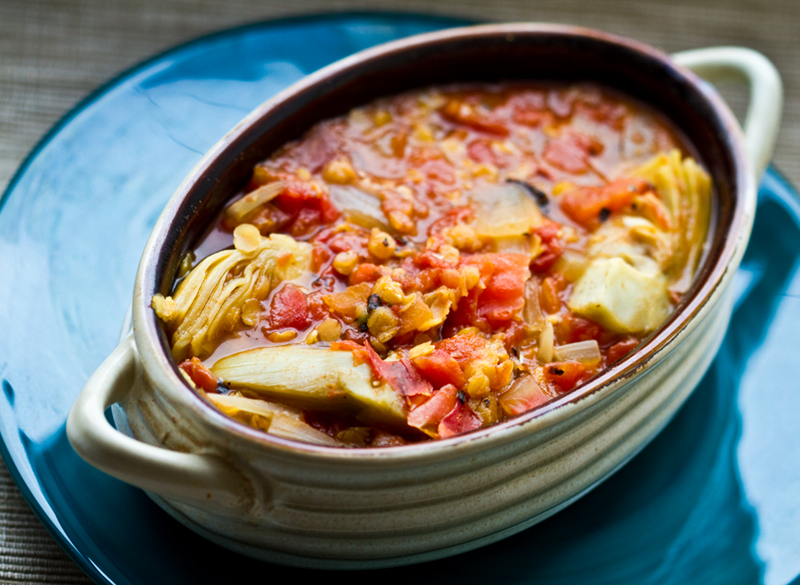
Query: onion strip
224,181,286,222
554,340,602,365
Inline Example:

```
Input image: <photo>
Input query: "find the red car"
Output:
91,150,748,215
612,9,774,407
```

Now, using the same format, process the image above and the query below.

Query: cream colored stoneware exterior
67,36,782,569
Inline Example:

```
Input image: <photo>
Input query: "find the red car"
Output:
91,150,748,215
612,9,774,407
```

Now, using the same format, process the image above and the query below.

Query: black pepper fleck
599,207,611,222
457,390,467,404
367,294,382,313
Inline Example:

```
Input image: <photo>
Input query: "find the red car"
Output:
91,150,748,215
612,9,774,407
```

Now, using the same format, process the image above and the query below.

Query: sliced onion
523,277,545,331
329,184,383,220
343,209,393,234
554,339,602,365
224,180,286,222
537,321,554,363
498,370,552,417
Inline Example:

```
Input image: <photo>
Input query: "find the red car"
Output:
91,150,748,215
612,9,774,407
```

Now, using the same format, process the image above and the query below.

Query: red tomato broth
167,82,710,447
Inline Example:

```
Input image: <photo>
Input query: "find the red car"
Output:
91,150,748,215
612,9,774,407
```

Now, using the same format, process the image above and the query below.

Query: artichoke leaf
624,150,712,290
153,231,312,361
211,346,408,431
205,393,342,447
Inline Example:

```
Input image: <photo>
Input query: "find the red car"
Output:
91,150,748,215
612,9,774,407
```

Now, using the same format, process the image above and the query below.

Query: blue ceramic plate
1,13,799,585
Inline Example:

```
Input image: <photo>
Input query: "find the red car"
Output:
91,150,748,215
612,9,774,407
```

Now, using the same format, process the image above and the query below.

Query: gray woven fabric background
0,1,797,582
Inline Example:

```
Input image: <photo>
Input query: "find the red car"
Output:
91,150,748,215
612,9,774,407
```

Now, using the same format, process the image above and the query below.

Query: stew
152,83,711,447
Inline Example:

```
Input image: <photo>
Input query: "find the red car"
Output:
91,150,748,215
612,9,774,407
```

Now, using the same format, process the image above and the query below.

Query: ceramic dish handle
672,47,783,180
67,336,253,509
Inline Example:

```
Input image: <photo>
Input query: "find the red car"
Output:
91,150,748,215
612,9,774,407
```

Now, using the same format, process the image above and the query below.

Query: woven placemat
1,1,797,582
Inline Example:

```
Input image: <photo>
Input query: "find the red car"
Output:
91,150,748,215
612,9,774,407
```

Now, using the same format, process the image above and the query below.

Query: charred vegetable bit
152,83,712,447
507,178,550,209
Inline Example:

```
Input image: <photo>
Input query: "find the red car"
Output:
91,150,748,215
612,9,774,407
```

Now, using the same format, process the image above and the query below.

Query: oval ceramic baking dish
67,24,782,568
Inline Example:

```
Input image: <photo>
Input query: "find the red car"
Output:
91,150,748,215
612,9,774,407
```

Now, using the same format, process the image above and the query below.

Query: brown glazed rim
134,23,750,461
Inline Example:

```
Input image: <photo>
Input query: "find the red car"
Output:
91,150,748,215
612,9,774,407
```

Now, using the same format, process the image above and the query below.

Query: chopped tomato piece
408,145,442,165
269,283,310,330
289,206,318,236
407,384,459,436
381,194,415,234
179,357,219,393
436,332,486,371
438,400,482,438
364,343,432,397
530,222,563,273
306,291,333,322
543,133,602,173
467,139,507,167
457,253,530,327
554,313,605,344
311,247,330,272
607,337,640,364
513,108,551,128
421,159,456,184
413,349,466,389
270,176,340,237
315,227,369,255
330,340,369,364
540,274,566,314
415,268,443,293
586,101,628,129
445,286,483,331
502,321,526,349
542,361,587,393
427,207,473,236
415,250,453,270
559,177,651,229
233,170,341,236
440,99,509,136
349,263,383,285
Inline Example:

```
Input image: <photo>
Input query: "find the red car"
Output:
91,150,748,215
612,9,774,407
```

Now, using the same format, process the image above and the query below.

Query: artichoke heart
152,230,312,361
470,183,545,253
567,257,670,334
625,150,712,292
567,151,710,334
211,346,408,430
